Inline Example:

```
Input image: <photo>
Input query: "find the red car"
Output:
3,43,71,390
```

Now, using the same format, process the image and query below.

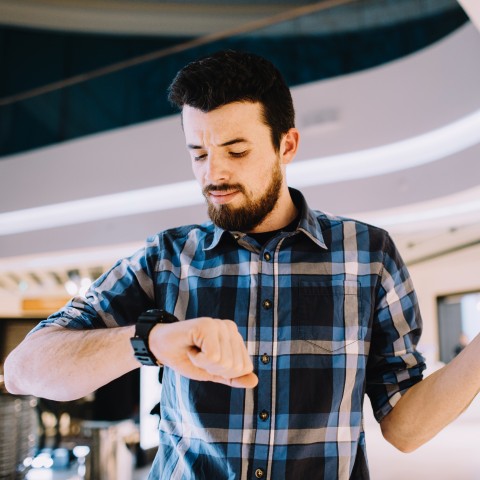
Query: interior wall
0,291,21,317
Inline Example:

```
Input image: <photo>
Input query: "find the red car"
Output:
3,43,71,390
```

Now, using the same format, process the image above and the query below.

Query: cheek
252,162,273,186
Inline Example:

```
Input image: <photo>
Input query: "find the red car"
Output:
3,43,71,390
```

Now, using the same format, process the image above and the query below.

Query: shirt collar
204,224,230,251
204,187,327,251
290,188,327,250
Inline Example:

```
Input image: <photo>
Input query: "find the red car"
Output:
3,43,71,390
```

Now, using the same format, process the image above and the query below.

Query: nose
204,152,229,184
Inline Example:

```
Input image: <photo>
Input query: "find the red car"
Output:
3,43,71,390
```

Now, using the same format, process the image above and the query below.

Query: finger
184,348,258,388
234,328,254,373
213,321,250,378
177,361,227,383
191,320,222,368
228,331,245,377
226,322,244,376
215,320,234,373
184,370,258,389
183,347,255,384
188,342,221,373
189,319,253,379
218,372,259,389
192,320,234,376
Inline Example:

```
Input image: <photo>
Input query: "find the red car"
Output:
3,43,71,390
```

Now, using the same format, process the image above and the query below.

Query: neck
248,186,297,233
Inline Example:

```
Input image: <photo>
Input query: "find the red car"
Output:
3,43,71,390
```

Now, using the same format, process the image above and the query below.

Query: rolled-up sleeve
366,233,426,422
31,239,158,333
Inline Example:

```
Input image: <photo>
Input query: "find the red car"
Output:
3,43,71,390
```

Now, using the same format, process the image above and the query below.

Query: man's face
182,102,286,232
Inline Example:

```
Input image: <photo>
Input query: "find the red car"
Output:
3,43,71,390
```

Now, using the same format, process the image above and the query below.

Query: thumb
229,372,259,389
192,371,259,389
214,372,258,389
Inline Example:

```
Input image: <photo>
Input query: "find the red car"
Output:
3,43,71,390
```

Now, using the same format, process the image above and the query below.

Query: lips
208,189,239,204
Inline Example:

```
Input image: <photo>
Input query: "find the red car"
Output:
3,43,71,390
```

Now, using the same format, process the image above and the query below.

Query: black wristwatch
130,309,179,366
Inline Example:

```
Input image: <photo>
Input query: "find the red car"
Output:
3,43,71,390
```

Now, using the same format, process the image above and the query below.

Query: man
5,51,480,480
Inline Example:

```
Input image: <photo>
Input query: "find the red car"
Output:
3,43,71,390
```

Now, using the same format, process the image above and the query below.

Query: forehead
182,102,268,144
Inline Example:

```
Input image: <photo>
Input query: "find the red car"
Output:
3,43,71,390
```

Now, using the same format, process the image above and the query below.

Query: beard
203,160,283,232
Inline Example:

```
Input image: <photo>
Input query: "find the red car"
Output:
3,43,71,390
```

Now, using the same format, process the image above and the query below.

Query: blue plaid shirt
41,189,425,480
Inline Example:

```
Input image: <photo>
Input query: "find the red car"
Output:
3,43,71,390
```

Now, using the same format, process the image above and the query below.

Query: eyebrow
187,138,249,150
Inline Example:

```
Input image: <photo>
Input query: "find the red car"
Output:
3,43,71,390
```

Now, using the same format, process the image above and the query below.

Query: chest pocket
295,280,362,353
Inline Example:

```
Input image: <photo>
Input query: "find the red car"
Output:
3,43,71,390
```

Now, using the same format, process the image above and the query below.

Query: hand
149,317,258,388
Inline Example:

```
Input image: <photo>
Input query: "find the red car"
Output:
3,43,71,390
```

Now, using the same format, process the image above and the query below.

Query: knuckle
206,350,221,364
201,317,216,328
225,319,238,331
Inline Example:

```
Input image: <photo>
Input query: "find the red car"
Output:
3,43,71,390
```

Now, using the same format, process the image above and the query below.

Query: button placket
253,244,278,480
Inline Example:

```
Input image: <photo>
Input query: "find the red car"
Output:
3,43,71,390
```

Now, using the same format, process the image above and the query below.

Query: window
437,291,480,363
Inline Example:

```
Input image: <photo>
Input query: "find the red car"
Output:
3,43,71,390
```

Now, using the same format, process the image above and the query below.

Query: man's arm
4,318,258,401
380,333,480,452
4,325,139,401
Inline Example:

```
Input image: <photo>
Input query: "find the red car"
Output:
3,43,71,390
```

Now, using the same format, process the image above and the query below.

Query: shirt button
259,410,269,421
261,354,270,364
255,468,265,478
263,252,271,261
262,299,272,310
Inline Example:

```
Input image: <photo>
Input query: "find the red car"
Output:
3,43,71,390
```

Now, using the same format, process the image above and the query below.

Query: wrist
130,309,179,366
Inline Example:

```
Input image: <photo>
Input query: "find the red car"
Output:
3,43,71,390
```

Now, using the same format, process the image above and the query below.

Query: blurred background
0,0,479,479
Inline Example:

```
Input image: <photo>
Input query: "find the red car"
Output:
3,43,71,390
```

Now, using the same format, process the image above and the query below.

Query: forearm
4,325,139,401
381,333,480,452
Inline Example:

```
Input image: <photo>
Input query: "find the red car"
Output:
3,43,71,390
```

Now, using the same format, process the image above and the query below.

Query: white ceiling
0,4,479,306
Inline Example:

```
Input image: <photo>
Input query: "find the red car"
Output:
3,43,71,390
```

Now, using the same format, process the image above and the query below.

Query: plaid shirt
42,189,425,480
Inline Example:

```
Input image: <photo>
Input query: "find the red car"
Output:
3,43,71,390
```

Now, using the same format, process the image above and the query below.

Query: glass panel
437,292,480,363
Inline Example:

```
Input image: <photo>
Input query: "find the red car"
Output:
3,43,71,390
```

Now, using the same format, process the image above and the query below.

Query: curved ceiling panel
0,0,459,36
0,21,479,288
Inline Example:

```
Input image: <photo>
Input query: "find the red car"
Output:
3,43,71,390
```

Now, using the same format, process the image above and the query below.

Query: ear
280,128,300,165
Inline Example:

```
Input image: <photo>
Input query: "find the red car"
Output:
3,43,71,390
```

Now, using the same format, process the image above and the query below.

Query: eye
193,153,207,161
229,151,248,158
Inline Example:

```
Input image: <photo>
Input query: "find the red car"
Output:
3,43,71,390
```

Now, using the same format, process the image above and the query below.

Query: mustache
203,183,246,195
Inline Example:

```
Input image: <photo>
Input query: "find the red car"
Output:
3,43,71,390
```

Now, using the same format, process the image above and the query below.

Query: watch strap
130,309,178,366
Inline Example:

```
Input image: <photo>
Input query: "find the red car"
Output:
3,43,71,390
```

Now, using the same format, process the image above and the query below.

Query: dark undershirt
247,212,301,246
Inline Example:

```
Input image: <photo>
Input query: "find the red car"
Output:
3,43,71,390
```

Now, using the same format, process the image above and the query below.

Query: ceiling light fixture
358,197,480,230
288,108,480,187
0,109,480,236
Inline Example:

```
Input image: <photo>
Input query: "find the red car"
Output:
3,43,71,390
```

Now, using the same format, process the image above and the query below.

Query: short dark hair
167,50,295,152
